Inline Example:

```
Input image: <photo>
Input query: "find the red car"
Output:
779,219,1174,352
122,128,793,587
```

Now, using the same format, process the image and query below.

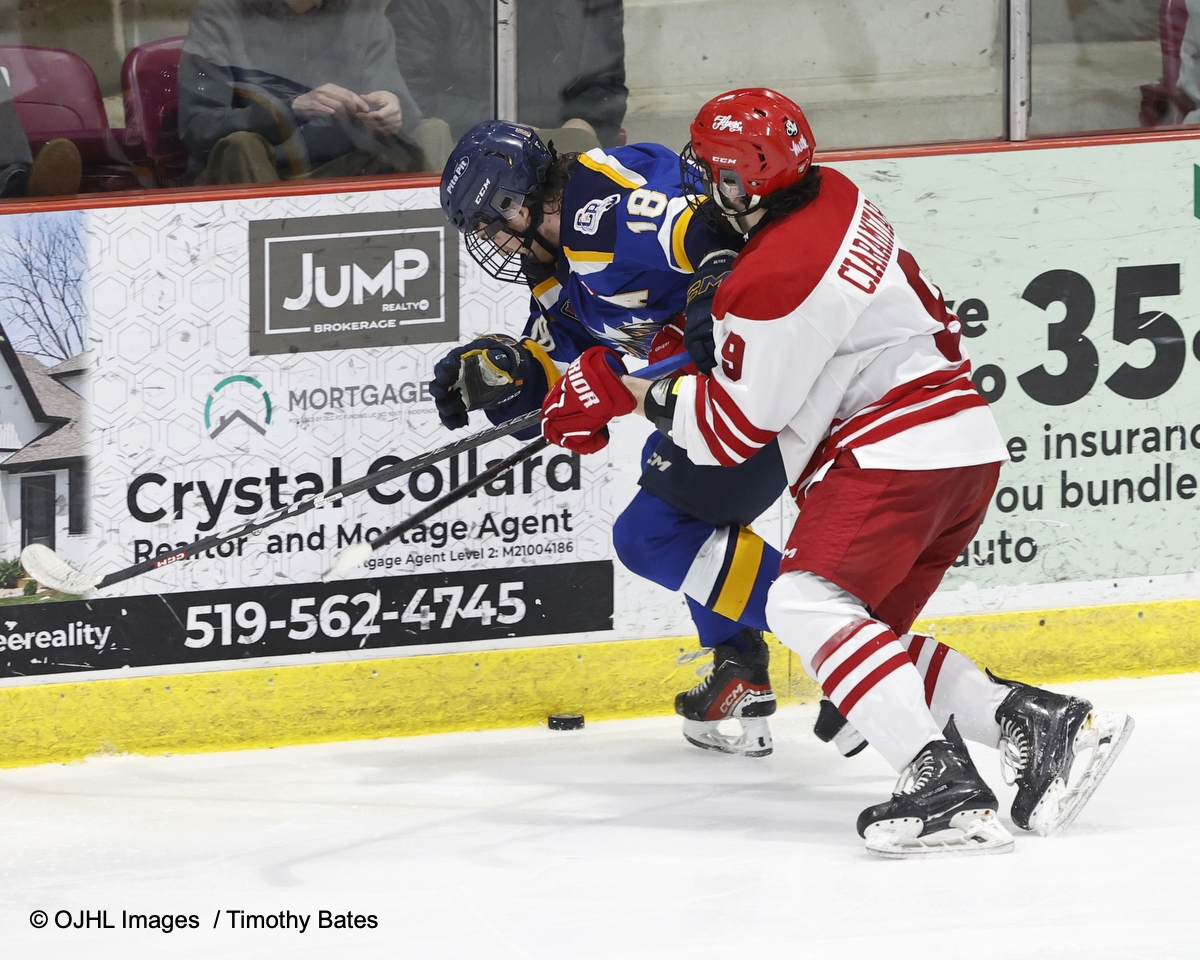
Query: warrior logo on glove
540,346,636,454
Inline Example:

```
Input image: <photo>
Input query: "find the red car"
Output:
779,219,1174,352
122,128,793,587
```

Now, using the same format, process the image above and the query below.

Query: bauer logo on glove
540,346,636,454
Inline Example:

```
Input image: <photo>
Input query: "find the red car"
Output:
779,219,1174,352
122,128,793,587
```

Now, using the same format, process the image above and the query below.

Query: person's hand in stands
292,83,370,121
359,91,403,135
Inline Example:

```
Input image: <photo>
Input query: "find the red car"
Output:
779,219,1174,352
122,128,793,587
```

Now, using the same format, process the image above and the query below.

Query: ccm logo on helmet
711,115,743,132
711,156,740,165
474,178,492,205
446,157,470,194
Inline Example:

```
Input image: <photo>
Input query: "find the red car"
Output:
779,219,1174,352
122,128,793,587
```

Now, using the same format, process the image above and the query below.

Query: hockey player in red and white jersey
539,88,1134,858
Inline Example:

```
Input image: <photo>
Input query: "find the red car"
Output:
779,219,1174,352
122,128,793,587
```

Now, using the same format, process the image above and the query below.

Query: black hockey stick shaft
93,409,541,588
358,351,691,557
369,437,550,552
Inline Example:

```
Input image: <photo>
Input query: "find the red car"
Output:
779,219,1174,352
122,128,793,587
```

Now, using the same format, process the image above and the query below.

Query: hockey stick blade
20,543,104,596
323,542,374,582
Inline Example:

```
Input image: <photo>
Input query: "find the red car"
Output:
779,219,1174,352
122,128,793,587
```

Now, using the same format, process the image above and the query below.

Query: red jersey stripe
707,376,777,445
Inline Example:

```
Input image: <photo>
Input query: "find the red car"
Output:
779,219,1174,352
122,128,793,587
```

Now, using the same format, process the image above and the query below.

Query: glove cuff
521,338,562,389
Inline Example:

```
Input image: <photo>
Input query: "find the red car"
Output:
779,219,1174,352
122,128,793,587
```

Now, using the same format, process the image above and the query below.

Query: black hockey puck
548,713,584,731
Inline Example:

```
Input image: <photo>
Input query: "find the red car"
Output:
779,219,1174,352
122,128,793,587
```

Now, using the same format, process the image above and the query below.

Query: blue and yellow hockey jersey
522,143,728,365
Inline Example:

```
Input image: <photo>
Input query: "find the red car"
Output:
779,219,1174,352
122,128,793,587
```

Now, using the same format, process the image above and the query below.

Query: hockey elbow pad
642,376,683,438
684,249,737,374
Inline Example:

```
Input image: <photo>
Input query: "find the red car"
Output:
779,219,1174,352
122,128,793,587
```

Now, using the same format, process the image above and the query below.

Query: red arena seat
0,44,135,192
121,36,187,188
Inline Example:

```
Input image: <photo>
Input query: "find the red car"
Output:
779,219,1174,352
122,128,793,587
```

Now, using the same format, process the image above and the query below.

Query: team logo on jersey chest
573,194,621,236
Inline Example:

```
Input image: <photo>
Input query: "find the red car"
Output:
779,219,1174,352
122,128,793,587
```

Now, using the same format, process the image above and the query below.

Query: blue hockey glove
684,249,737,374
429,335,545,430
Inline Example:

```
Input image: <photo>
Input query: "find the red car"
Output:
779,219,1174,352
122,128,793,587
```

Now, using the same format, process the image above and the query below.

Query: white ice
2,673,1196,960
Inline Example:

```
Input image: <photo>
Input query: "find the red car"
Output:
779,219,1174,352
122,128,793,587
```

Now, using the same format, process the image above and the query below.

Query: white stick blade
20,544,103,595
322,542,374,582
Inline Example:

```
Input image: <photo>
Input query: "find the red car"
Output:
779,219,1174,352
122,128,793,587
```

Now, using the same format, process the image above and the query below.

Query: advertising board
0,138,1197,683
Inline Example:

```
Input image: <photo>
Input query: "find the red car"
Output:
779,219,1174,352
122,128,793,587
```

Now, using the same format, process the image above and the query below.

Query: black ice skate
857,717,1014,858
990,670,1134,837
813,698,868,757
676,629,776,758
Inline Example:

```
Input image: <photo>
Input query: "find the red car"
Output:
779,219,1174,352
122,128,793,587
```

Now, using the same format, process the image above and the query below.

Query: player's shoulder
561,144,687,278
716,167,865,321
574,143,683,190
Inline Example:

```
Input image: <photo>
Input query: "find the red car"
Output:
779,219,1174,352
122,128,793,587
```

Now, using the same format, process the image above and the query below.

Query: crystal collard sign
248,208,459,355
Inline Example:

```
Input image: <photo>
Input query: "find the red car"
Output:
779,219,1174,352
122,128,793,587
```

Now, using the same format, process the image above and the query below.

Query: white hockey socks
811,620,945,770
900,633,1008,749
767,572,943,771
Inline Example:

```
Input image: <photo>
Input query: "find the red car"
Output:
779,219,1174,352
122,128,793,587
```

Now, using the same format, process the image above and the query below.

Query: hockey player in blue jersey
430,121,785,756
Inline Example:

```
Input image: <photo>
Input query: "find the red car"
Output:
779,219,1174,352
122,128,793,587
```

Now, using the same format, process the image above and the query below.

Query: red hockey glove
541,346,636,453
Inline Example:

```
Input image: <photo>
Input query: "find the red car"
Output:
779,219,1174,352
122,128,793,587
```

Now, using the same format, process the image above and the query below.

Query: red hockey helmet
684,88,815,215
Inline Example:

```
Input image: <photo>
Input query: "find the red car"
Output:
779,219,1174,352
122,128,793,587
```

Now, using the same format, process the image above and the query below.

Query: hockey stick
323,436,550,579
321,352,696,578
21,352,688,595
323,351,692,578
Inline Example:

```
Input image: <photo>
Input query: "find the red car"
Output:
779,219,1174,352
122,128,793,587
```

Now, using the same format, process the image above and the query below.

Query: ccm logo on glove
541,346,635,454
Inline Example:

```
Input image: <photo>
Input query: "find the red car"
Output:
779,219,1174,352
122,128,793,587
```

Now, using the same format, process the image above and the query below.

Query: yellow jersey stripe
711,527,765,622
532,276,560,299
577,150,644,190
671,203,697,274
563,246,615,263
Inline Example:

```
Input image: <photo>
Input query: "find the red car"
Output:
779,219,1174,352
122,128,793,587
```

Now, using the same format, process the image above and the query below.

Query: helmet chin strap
710,186,763,235
513,201,562,270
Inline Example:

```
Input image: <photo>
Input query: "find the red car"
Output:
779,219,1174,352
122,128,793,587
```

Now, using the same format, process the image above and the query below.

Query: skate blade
681,718,773,758
864,810,1015,859
1030,711,1134,837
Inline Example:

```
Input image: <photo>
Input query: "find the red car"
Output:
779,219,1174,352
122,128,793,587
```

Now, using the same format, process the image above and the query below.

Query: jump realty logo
204,375,273,439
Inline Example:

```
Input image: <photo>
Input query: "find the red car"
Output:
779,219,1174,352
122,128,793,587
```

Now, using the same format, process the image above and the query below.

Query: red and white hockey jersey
670,168,1008,498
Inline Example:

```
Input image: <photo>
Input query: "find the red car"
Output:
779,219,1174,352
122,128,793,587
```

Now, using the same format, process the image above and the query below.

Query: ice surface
2,674,1196,959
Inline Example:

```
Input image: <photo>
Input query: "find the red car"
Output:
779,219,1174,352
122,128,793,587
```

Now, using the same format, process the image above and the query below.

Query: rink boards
1,132,1199,765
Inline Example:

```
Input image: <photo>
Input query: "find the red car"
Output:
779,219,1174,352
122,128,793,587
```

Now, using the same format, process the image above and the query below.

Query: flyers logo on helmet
712,115,744,132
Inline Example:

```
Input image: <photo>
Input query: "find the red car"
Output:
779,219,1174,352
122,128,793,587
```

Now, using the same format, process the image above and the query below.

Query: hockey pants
611,433,785,648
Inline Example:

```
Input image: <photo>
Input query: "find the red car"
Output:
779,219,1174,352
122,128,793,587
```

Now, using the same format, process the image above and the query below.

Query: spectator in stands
179,0,453,185
1178,0,1200,122
0,71,81,198
387,0,627,153
1141,0,1193,124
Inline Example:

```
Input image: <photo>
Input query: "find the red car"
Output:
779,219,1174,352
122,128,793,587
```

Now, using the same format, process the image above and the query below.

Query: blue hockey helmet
440,121,557,283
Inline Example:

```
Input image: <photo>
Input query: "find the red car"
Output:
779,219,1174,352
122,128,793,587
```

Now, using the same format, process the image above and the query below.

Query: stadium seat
121,36,187,188
0,44,135,192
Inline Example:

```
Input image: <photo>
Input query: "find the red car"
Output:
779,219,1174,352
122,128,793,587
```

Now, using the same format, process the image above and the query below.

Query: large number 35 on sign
1017,264,1183,405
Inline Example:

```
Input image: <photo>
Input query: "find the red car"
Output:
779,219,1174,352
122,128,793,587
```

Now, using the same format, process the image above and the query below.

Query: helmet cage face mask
464,197,559,285
463,186,536,284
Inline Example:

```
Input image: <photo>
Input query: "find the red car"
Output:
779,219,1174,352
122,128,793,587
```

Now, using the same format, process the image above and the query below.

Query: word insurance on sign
248,209,459,355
